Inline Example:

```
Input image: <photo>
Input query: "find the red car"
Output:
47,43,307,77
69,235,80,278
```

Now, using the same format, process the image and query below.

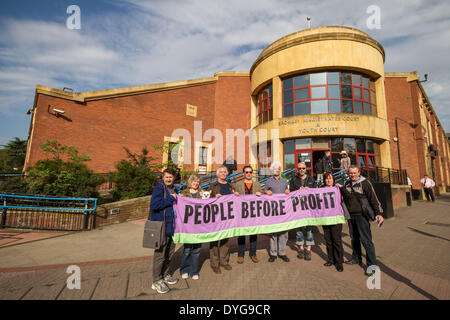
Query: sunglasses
298,167,306,170
244,171,253,174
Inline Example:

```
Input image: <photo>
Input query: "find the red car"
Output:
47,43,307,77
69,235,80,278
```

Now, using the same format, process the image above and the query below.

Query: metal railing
0,193,97,231
365,167,408,185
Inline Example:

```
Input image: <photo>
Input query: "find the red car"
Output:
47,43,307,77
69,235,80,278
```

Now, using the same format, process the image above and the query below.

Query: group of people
315,150,351,182
148,160,384,294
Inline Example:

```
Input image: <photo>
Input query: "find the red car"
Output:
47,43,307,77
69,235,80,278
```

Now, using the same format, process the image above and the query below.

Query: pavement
0,194,449,300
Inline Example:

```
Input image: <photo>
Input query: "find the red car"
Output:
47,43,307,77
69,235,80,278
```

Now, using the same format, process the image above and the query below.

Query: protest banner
173,187,345,244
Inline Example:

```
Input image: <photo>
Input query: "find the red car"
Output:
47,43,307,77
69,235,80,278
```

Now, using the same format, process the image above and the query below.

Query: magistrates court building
24,26,450,201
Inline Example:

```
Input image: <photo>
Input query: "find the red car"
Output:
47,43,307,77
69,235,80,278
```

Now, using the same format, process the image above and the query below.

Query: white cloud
0,0,449,136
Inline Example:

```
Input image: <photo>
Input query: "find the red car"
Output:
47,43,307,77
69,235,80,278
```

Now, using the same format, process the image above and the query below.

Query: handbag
142,220,166,249
142,184,168,249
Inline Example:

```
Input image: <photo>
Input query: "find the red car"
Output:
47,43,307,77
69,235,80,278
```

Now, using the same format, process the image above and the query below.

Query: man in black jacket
322,151,333,174
338,165,384,276
289,162,317,261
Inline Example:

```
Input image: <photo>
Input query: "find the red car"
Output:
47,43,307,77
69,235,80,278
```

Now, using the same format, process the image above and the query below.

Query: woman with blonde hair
178,174,203,280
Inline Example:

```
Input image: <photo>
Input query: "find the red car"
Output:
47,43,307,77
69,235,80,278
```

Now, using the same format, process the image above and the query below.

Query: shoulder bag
142,184,168,249
350,184,376,221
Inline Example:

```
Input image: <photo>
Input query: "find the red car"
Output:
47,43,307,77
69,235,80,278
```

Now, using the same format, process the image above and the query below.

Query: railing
365,167,408,185
94,165,407,194
0,193,97,231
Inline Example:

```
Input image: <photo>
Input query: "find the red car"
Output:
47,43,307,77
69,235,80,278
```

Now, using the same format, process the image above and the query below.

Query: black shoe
345,259,362,266
336,265,344,272
268,256,277,262
324,262,333,267
297,249,304,259
304,250,312,261
279,255,290,262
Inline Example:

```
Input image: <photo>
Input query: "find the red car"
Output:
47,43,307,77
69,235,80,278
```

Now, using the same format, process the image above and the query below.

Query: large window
257,84,273,125
282,71,377,117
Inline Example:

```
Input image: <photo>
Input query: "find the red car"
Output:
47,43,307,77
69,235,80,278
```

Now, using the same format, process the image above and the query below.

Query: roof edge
35,75,223,102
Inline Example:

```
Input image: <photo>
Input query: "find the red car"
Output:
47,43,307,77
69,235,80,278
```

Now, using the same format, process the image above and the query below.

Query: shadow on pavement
341,229,439,300
408,227,450,242
376,260,439,300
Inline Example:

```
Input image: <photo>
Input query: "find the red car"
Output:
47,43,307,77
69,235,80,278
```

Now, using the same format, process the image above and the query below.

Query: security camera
53,109,65,114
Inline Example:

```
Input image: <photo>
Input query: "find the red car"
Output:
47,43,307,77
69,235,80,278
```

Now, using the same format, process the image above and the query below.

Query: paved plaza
0,194,449,300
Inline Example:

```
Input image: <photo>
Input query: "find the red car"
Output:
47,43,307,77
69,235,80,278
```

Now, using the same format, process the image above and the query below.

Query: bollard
406,192,412,206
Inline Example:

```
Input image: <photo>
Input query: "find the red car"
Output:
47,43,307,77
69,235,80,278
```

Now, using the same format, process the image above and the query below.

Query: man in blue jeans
289,161,317,261
338,165,384,276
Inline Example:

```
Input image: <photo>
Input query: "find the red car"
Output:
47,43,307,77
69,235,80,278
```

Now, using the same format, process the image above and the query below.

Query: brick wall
94,196,150,228
391,185,411,210
26,75,253,175
212,76,251,172
385,77,422,189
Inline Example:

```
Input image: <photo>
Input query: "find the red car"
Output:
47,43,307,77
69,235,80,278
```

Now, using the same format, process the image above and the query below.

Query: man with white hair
264,162,291,262
207,165,235,274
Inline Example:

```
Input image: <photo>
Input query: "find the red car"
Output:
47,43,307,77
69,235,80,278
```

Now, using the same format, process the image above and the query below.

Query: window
257,84,273,124
284,139,294,153
311,100,328,114
283,139,295,169
168,142,179,165
312,138,329,149
311,86,326,99
296,138,311,149
294,102,309,115
310,72,327,85
282,71,377,117
199,147,207,166
344,138,356,152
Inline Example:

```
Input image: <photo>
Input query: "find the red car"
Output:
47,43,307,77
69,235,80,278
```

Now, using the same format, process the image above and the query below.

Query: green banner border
172,215,346,244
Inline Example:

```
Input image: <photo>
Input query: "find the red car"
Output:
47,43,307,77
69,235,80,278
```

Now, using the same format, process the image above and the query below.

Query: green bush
0,176,28,194
112,147,158,201
25,140,104,197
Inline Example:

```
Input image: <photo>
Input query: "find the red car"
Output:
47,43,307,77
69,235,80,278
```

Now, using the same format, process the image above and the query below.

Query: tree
111,147,158,201
0,138,28,194
25,140,104,197
0,137,27,172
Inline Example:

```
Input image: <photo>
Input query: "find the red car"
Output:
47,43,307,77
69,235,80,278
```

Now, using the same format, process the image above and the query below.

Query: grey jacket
340,176,383,216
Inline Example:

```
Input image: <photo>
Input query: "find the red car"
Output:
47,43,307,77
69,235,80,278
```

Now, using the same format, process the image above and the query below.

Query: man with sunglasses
289,162,317,261
234,165,263,263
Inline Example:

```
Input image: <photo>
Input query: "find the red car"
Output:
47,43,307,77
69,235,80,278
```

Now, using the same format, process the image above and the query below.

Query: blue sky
1,0,449,147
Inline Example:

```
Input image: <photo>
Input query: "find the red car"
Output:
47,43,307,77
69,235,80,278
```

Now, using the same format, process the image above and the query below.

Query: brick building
385,72,450,193
24,26,450,197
